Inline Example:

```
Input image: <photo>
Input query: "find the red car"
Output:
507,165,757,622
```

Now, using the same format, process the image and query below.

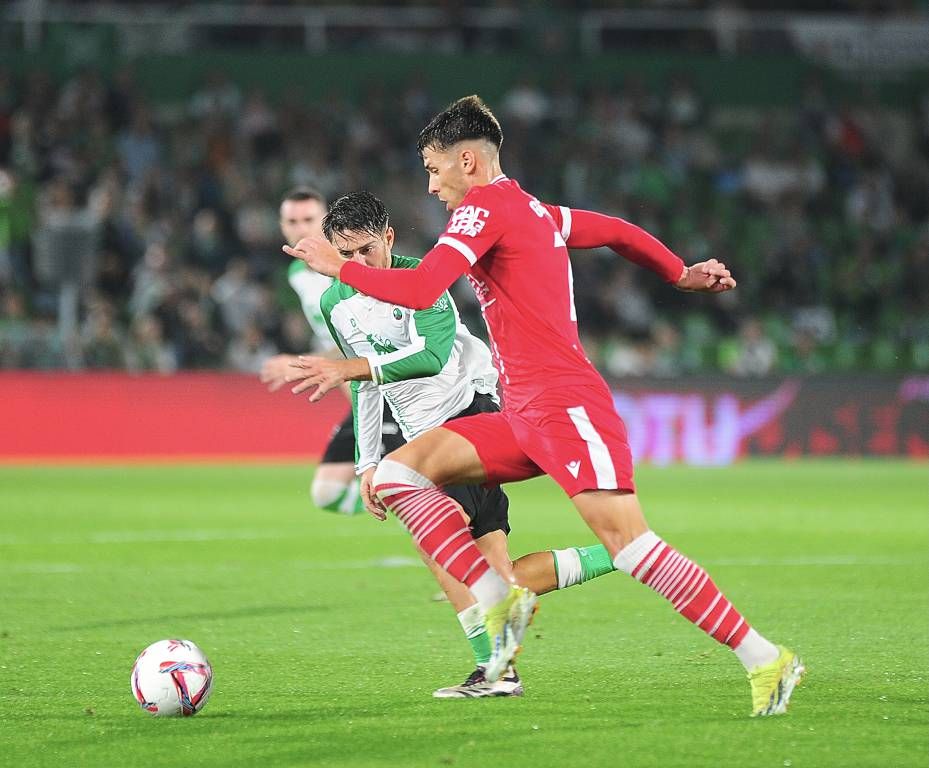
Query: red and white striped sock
614,531,778,670
373,459,510,610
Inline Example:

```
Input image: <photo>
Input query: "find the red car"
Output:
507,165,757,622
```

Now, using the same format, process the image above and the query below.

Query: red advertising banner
0,372,348,461
0,372,926,463
611,376,929,465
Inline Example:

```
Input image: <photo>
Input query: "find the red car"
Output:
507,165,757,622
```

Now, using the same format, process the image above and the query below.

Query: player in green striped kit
260,188,405,515
286,191,616,697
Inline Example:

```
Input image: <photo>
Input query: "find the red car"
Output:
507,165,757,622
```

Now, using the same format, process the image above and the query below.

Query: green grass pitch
1,460,927,768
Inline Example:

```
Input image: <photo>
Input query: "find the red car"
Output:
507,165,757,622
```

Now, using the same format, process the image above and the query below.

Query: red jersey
339,175,684,412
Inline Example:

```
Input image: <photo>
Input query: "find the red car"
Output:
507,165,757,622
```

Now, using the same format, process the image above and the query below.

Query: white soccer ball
130,638,213,717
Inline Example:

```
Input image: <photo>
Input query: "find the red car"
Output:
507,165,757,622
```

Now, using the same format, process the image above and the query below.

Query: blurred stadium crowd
1,65,927,376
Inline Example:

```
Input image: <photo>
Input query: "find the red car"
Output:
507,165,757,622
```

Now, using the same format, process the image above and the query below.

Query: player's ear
384,226,395,249
459,147,476,175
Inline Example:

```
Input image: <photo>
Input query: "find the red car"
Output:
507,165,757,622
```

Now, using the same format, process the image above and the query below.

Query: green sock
551,544,616,589
577,544,615,581
457,604,491,666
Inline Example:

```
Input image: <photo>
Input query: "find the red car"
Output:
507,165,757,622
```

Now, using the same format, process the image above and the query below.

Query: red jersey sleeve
434,184,506,268
543,204,685,284
339,245,470,310
340,185,507,309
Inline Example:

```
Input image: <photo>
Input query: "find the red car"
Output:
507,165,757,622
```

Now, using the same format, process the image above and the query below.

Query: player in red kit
284,96,805,717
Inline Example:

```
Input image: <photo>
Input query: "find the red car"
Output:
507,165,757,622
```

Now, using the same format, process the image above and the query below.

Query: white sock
612,530,662,575
457,603,485,640
733,628,779,671
310,478,347,509
552,548,582,589
337,480,361,514
470,570,511,611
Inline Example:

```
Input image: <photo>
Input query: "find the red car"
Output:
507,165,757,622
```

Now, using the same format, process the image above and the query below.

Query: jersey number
529,199,577,323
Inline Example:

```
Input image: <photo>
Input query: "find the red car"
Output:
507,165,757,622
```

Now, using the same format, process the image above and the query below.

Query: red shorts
442,386,635,497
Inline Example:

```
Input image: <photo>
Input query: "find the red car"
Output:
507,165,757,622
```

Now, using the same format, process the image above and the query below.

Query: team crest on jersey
392,307,403,320
447,205,489,238
366,332,398,355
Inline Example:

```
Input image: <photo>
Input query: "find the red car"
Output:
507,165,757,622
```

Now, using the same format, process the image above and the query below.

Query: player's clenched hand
285,355,347,402
259,354,300,392
282,236,344,278
360,466,388,521
676,259,737,293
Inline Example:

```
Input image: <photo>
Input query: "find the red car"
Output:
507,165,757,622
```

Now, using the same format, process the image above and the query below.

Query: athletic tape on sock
613,530,661,576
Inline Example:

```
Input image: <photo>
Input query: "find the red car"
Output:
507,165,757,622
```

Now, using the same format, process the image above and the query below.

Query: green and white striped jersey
287,259,338,352
319,254,499,473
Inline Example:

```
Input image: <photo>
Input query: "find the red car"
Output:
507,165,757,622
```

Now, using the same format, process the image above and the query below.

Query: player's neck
470,161,505,190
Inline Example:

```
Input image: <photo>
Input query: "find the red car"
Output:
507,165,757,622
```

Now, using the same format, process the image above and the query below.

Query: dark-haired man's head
279,187,327,247
323,191,393,270
416,95,503,157
417,95,505,211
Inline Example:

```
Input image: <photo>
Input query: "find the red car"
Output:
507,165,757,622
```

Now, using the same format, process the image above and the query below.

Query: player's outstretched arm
549,206,685,283
285,236,471,310
342,244,470,310
546,205,735,293
286,355,372,402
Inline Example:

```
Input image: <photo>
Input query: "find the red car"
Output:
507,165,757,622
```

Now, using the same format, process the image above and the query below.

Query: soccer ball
130,638,213,717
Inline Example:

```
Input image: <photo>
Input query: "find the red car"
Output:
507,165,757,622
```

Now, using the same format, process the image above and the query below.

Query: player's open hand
360,466,388,521
282,236,344,278
259,353,299,392
285,355,347,402
676,259,737,293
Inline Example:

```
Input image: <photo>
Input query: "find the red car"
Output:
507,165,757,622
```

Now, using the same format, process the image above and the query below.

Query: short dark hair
323,191,389,242
280,186,327,206
416,95,503,157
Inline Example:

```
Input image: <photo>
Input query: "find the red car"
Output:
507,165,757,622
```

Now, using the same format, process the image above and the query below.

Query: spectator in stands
226,321,278,374
125,314,177,374
726,318,779,377
81,297,126,370
175,299,224,369
117,108,162,185
0,64,924,377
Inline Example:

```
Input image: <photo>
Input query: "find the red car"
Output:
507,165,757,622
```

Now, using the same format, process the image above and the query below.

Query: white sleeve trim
437,236,478,265
558,206,572,239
